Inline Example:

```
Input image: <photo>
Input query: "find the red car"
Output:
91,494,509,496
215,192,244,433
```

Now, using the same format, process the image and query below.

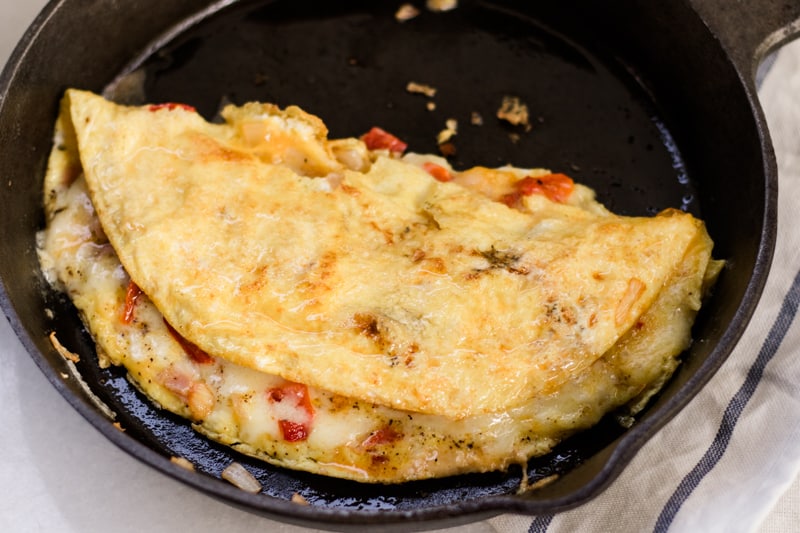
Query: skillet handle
690,0,800,83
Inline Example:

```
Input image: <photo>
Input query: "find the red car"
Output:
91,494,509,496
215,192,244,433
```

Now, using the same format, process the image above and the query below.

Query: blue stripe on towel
653,268,800,532
528,515,554,533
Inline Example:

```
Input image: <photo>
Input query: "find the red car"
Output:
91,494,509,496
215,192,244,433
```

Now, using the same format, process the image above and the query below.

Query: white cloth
1,1,799,531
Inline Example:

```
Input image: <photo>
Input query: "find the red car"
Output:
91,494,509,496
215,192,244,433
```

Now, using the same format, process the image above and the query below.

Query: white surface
1,1,799,532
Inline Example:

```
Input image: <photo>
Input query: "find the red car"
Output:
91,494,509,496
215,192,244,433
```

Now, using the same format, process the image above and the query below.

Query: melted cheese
37,90,721,483
62,89,711,418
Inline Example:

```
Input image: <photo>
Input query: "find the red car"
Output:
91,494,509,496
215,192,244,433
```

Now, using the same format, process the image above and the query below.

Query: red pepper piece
361,127,408,154
163,319,214,365
361,425,402,449
147,103,196,112
422,162,454,182
121,281,143,324
267,381,315,442
277,420,309,443
515,173,574,203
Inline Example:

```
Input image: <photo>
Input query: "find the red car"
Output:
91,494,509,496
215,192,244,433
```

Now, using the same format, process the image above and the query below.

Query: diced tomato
361,425,402,449
500,191,523,208
361,127,408,154
514,173,574,203
422,162,454,182
163,318,215,365
268,382,313,413
147,102,196,113
268,381,315,442
121,281,143,324
278,419,309,442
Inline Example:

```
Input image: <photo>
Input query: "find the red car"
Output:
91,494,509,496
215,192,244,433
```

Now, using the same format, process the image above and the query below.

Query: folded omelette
37,89,722,483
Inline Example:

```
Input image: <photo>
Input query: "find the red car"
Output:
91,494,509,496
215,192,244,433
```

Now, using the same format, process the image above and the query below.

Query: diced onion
170,456,196,471
221,462,262,493
426,0,458,12
395,3,420,21
291,493,310,505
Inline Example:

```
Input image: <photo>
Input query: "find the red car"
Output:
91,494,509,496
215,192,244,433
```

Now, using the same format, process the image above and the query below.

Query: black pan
1,0,798,530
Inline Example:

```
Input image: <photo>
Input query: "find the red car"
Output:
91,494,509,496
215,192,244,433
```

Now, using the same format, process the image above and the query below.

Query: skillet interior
0,0,774,529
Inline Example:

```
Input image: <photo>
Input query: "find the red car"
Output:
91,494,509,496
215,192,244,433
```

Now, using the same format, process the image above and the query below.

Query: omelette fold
37,89,722,483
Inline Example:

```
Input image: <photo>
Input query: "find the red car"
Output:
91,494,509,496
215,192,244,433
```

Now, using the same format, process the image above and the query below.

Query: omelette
37,89,722,483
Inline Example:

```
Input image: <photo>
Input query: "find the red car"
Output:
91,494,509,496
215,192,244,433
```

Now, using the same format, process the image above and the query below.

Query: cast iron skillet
1,0,799,530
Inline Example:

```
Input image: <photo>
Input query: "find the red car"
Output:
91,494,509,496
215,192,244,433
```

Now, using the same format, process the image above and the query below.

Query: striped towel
488,37,800,533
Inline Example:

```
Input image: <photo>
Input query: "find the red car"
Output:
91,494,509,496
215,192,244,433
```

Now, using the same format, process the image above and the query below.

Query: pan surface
0,0,793,530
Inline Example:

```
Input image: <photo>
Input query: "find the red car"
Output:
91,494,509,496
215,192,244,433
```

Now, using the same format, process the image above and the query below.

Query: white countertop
1,1,798,532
